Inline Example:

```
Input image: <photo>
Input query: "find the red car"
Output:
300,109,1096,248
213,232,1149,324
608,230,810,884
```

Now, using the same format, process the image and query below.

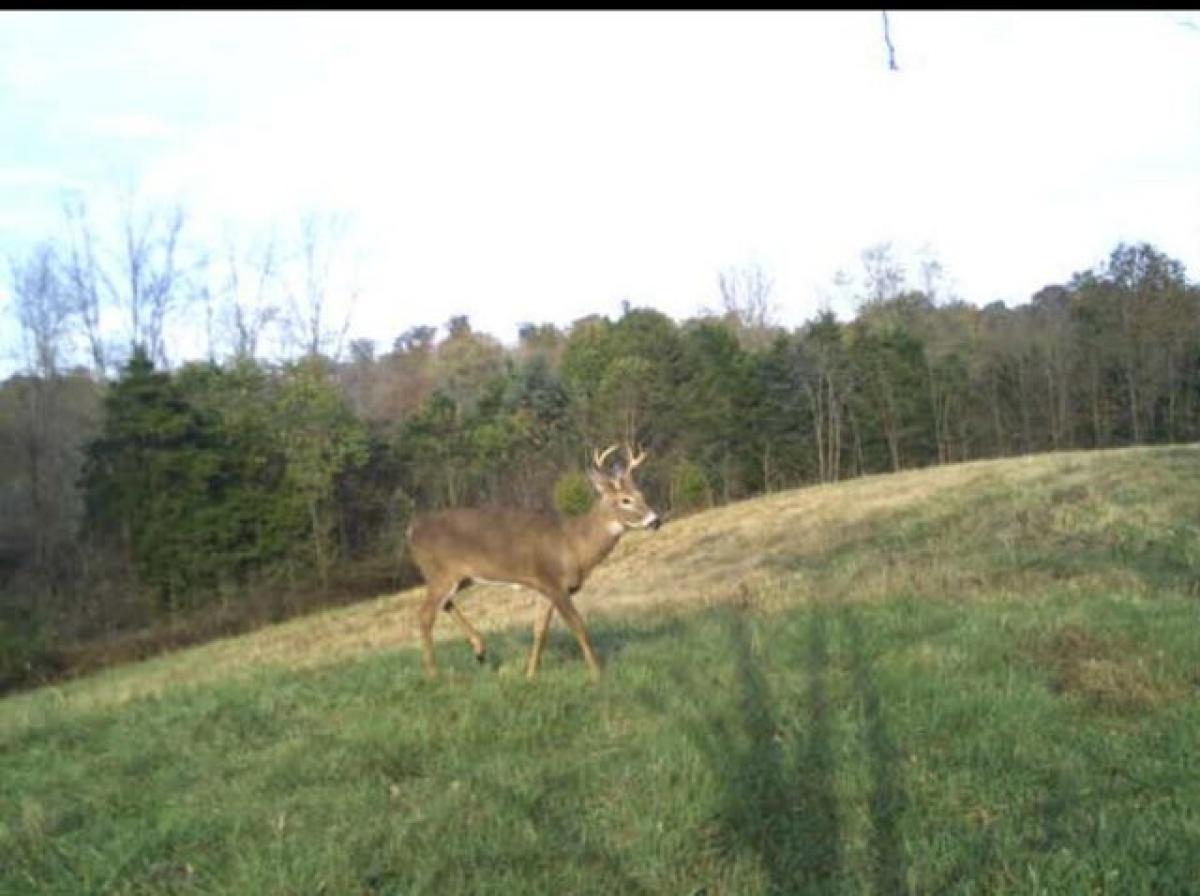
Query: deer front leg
526,603,556,679
548,593,603,682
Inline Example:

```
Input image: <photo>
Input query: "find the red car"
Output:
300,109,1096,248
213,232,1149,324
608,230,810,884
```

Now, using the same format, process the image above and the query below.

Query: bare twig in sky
881,11,899,71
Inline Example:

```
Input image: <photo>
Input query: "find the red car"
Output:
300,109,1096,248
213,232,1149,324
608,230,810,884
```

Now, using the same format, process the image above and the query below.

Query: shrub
553,470,594,517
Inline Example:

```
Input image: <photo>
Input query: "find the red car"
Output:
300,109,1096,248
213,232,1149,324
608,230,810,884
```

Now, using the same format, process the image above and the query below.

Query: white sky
2,11,1199,369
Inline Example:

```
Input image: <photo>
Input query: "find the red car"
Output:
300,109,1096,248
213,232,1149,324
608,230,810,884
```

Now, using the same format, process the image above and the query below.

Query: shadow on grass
639,606,845,893
842,606,911,896
633,602,917,895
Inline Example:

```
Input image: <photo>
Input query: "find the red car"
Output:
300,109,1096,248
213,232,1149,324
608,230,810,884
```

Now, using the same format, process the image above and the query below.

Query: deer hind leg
526,603,556,679
541,591,603,681
418,576,461,677
444,599,487,664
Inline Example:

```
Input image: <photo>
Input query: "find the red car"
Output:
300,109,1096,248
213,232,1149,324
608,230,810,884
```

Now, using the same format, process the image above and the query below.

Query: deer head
587,443,661,531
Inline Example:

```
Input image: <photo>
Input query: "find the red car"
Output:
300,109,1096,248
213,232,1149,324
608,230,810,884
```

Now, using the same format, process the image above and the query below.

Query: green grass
3,446,1200,894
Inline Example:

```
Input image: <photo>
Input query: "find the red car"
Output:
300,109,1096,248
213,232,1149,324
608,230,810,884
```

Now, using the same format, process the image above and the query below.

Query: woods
2,229,1198,691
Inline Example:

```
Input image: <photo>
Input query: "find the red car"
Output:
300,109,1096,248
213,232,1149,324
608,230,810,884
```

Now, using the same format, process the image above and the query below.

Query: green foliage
669,457,711,514
561,316,615,402
432,319,507,418
593,355,656,444
553,470,594,517
275,358,370,586
677,322,764,498
81,352,369,611
277,358,370,503
84,350,236,608
504,354,570,441
177,360,308,574
849,313,930,470
561,307,687,452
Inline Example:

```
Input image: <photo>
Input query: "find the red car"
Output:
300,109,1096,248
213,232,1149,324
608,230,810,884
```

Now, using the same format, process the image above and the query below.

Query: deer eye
620,497,633,506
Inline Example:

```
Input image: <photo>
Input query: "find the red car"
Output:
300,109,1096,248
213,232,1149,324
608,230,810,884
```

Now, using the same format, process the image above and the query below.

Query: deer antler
593,444,620,473
624,443,648,475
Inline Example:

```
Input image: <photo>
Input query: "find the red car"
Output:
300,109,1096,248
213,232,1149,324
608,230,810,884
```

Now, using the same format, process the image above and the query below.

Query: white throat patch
606,521,625,536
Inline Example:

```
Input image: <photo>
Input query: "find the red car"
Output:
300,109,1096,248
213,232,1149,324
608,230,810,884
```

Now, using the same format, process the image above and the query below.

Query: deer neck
566,505,624,577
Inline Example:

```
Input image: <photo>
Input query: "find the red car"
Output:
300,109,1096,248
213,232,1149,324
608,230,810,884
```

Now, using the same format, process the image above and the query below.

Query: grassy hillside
3,446,1199,894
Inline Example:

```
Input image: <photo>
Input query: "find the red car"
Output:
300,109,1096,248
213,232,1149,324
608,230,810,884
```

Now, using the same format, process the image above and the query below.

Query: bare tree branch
881,11,899,72
861,242,906,304
10,242,70,379
59,186,196,374
117,185,188,368
218,226,280,361
283,211,358,361
717,261,778,348
60,194,111,380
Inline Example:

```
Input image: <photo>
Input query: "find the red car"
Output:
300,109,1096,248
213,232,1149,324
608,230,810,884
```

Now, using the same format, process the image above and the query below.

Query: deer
407,443,661,681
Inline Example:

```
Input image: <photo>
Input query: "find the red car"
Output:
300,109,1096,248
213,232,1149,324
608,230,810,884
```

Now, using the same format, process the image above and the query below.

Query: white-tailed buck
407,444,661,680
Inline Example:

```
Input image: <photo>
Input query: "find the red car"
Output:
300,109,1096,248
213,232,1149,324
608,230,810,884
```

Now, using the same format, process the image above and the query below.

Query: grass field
3,446,1199,894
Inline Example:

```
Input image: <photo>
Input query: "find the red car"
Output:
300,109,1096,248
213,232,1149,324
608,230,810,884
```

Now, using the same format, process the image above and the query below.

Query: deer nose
646,514,662,531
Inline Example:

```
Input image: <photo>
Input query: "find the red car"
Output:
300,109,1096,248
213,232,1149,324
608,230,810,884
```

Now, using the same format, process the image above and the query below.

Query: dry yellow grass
1030,623,1187,713
1,446,1184,726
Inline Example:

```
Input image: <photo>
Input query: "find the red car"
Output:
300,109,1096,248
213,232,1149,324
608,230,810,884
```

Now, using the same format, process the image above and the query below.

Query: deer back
408,507,572,589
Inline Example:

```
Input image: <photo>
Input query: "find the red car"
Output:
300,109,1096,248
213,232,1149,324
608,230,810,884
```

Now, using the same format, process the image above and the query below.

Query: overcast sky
2,11,1199,368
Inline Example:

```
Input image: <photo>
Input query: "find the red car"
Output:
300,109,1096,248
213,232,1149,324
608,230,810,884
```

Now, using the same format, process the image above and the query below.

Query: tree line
2,217,1197,689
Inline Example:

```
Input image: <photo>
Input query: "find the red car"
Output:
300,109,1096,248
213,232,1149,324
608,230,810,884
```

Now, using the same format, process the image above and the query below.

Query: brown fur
408,447,659,680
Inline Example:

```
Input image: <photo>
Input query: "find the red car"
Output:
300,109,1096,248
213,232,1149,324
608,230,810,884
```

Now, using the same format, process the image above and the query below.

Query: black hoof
475,652,487,665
